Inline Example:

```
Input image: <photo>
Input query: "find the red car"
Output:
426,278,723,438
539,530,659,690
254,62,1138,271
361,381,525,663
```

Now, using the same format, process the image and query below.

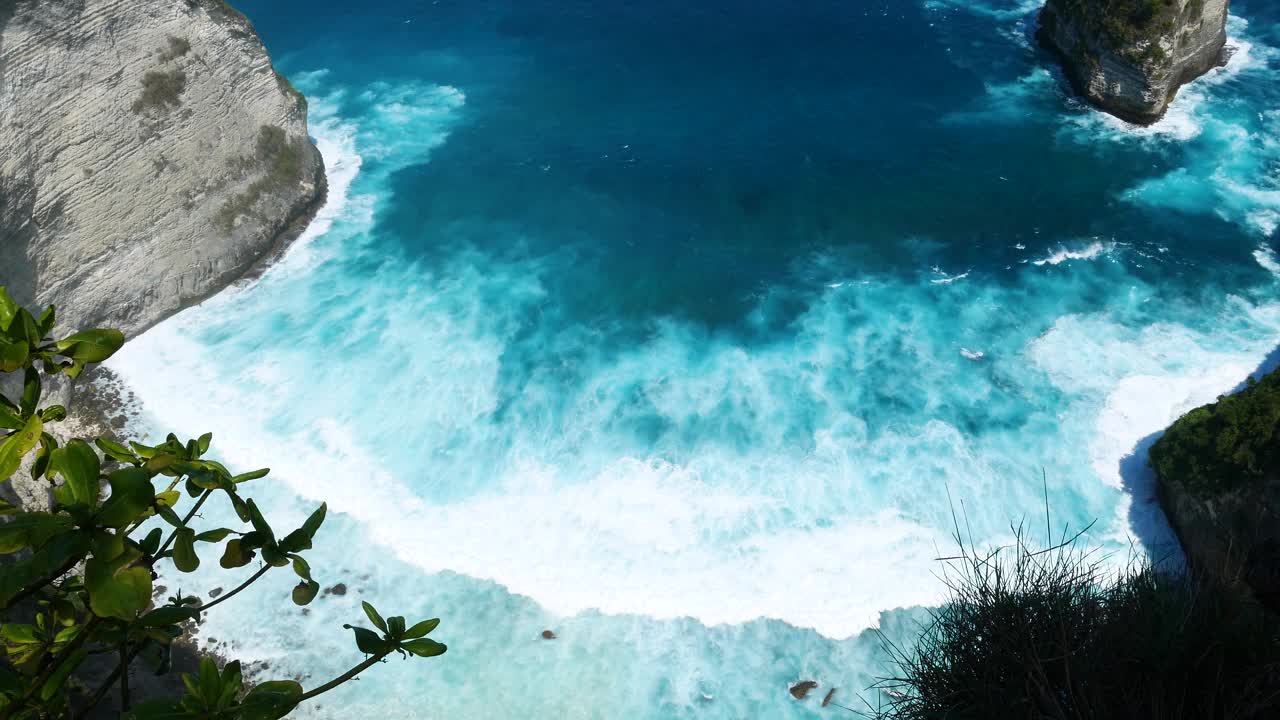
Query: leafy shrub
0,287,447,718
1149,370,1280,497
131,70,187,114
215,126,308,233
158,37,191,63
872,518,1280,720
1048,0,1181,54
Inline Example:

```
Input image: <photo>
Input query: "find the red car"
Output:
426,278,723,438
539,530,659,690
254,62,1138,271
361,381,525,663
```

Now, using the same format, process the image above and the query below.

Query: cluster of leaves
0,288,446,719
869,512,1280,720
1150,370,1280,497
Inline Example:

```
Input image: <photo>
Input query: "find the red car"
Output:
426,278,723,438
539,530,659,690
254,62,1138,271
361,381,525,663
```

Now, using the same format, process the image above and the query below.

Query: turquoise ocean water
109,1,1280,716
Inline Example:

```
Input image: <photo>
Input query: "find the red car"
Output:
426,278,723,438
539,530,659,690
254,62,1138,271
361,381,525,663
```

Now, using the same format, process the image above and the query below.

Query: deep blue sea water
110,1,1280,717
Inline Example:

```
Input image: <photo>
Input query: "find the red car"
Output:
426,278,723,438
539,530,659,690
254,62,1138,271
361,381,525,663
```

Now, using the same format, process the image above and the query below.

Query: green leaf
260,544,289,568
219,539,255,569
347,625,391,655
16,308,38,346
62,358,87,380
85,548,152,620
140,527,163,555
403,618,440,639
0,512,73,554
0,340,28,373
231,467,270,483
36,305,55,338
291,579,319,606
194,528,233,543
172,528,199,572
0,531,91,606
387,615,406,639
289,554,311,579
196,432,212,455
0,404,21,431
155,489,181,509
95,437,139,464
54,328,125,363
140,606,199,628
156,504,184,528
362,601,388,633
278,528,312,554
0,287,17,332
40,404,67,422
401,638,448,658
95,468,155,528
0,413,43,481
49,439,101,508
228,491,251,522
245,500,274,542
238,680,302,720
301,502,326,539
19,367,40,417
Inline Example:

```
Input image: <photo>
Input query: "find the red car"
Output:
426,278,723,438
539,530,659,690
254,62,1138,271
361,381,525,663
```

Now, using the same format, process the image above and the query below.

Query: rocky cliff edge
0,0,325,337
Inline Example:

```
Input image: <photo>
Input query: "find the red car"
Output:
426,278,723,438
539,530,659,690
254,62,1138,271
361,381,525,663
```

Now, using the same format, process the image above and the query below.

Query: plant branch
297,652,389,703
73,640,148,720
5,552,85,608
194,564,270,613
118,638,130,712
155,489,213,556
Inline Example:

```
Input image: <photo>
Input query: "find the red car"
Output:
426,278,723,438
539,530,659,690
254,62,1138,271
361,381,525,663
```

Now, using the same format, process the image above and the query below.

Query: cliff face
1150,370,1280,612
1037,0,1230,124
0,0,324,338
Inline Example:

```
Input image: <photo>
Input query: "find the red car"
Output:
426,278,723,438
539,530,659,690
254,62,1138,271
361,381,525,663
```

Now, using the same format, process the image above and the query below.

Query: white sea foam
930,269,970,284
1032,240,1112,266
1255,245,1280,277
1029,300,1280,554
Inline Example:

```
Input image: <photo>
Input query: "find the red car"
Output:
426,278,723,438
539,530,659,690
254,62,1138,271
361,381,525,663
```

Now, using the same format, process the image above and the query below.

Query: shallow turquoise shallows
109,0,1280,717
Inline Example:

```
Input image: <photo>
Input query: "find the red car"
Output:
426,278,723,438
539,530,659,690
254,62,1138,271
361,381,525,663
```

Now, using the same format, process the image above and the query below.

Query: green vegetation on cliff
1150,370,1280,497
1046,0,1183,61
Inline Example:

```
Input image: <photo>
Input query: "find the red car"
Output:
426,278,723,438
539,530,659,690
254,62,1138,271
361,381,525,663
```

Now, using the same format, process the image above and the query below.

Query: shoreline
61,147,333,717
66,145,330,439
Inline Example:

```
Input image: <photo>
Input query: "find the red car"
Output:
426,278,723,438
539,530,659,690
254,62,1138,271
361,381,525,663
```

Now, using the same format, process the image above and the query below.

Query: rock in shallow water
1036,0,1230,125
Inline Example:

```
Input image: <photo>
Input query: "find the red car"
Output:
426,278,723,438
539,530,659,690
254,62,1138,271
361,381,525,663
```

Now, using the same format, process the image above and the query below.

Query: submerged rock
1037,0,1229,124
540,629,557,640
789,681,819,700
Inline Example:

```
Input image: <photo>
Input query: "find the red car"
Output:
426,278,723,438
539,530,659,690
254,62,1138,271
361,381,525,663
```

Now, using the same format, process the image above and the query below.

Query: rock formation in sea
1150,369,1280,612
1037,0,1230,124
0,0,325,337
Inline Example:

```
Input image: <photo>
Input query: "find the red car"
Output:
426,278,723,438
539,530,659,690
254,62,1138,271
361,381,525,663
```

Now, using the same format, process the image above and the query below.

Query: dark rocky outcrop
1150,368,1280,612
1037,0,1230,124
788,680,818,700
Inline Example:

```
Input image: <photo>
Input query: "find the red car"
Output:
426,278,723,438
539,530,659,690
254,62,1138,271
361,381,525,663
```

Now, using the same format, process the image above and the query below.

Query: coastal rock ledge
0,0,325,337
1037,0,1230,124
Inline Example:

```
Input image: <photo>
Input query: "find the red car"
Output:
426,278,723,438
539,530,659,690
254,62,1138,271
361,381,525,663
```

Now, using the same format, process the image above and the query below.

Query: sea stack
1037,0,1230,124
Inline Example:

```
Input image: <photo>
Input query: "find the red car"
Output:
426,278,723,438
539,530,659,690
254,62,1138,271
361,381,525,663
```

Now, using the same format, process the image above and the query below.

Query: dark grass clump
867,502,1280,720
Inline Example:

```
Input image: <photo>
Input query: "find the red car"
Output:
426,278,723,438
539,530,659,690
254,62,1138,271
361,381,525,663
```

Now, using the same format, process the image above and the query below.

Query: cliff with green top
1038,0,1230,124
1150,365,1280,611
